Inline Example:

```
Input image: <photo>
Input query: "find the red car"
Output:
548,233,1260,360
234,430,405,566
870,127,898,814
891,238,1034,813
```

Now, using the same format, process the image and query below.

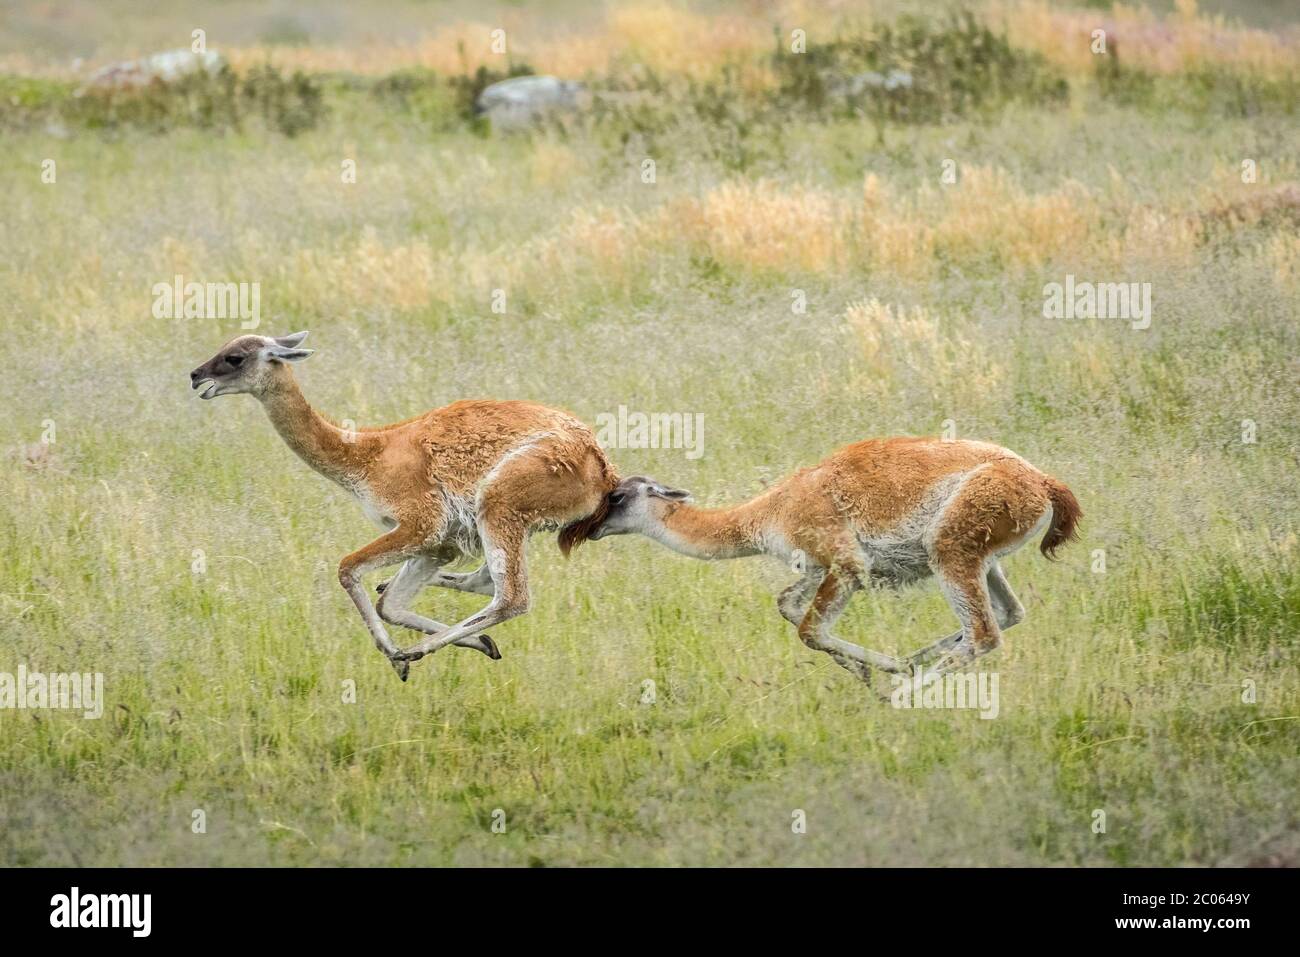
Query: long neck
650,497,771,560
258,371,371,486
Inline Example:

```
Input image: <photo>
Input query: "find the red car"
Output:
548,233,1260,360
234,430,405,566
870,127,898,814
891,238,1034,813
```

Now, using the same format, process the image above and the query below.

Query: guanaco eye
226,354,244,367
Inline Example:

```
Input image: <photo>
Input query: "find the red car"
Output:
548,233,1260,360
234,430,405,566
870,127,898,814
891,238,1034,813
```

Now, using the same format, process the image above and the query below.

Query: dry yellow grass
531,206,651,292
666,169,1100,280
1263,231,1300,289
9,0,1294,85
858,173,936,280
1100,206,1202,271
221,3,775,80
127,165,1292,323
996,0,1300,78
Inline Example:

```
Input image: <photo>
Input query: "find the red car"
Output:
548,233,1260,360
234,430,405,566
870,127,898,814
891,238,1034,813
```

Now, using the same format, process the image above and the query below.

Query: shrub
445,63,536,122
370,69,459,129
0,75,76,128
240,64,326,136
10,64,325,136
1096,42,1300,116
773,12,1069,125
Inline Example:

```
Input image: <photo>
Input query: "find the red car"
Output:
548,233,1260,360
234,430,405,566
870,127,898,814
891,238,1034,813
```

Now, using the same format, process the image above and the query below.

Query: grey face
589,475,691,540
189,331,313,399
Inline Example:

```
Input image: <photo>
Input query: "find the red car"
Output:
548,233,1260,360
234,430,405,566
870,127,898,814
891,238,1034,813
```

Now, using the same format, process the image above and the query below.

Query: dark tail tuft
558,492,613,558
1040,477,1082,560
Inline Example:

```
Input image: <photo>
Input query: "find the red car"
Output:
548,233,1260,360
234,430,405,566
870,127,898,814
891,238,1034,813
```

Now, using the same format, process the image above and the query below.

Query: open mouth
192,378,218,400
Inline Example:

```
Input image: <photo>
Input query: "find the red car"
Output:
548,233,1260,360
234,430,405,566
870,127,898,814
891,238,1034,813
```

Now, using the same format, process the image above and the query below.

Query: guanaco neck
650,496,772,560
258,369,374,487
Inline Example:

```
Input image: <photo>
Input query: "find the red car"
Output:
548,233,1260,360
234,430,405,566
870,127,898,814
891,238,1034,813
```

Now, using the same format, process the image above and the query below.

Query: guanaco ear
263,345,314,362
647,482,691,502
274,331,309,347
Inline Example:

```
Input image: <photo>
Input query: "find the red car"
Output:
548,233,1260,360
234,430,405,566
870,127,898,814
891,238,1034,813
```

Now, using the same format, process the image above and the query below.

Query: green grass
1,1,1299,866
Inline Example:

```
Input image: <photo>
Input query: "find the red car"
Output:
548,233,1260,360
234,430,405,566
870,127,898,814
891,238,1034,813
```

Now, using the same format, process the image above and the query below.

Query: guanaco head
189,332,314,400
588,475,692,540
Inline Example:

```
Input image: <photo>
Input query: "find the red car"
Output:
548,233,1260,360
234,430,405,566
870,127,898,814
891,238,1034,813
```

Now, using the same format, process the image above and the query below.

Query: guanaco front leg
338,528,427,681
796,568,910,683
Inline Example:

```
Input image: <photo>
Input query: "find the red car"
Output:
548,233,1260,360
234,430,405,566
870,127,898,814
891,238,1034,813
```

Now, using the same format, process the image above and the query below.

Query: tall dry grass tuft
928,166,1097,269
530,206,651,291
1262,232,1300,289
857,173,936,281
855,169,1097,278
605,4,770,79
279,228,444,314
844,298,1004,410
1101,206,1202,271
227,21,511,76
677,179,848,276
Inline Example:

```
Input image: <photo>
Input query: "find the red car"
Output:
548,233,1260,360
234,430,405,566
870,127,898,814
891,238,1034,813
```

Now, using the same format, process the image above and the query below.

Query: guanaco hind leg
431,563,496,596
905,564,1023,669
394,521,530,662
914,462,1052,675
984,561,1026,629
777,570,822,626
376,557,500,659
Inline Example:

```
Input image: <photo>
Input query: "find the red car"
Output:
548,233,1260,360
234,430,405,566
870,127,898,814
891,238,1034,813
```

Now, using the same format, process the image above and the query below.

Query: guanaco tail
583,437,1081,682
190,332,618,681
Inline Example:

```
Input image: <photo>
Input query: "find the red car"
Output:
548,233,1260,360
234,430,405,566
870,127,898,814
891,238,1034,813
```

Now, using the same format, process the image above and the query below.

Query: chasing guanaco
582,437,1081,681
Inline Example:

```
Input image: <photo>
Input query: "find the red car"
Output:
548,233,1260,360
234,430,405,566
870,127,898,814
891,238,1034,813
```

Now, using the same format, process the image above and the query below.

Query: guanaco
190,332,618,680
583,438,1081,681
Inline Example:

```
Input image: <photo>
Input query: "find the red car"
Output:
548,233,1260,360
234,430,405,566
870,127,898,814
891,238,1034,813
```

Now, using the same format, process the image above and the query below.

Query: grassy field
2,0,1298,866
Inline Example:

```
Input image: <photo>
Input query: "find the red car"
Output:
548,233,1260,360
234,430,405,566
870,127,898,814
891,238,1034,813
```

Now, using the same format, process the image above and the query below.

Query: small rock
838,69,914,97
475,75,588,130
